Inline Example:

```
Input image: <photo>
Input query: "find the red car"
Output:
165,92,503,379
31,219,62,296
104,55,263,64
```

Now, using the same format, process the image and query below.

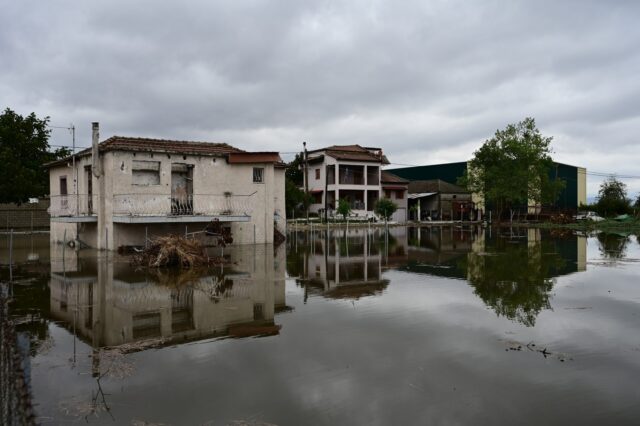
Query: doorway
171,163,193,215
85,166,93,214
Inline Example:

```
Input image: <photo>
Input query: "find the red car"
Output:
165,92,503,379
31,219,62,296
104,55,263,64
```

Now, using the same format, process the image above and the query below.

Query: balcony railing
49,194,97,217
113,193,255,217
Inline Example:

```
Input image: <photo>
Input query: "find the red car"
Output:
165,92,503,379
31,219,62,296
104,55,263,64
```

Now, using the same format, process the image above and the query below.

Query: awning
408,192,437,199
310,189,324,194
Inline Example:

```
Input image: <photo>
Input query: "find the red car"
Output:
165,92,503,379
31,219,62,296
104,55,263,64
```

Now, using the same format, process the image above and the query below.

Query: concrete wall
49,149,285,249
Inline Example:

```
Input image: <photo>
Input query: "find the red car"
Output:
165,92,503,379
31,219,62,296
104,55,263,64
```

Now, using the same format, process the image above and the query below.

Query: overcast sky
2,0,639,198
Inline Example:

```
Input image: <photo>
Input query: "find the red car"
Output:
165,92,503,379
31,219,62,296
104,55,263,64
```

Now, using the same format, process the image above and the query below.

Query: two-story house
46,123,285,250
302,145,407,222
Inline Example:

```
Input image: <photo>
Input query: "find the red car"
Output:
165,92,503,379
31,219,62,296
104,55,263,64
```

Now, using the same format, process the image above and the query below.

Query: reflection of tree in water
464,238,566,327
597,233,629,260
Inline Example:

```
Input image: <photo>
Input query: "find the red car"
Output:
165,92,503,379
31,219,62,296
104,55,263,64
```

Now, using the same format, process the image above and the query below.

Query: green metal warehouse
387,161,586,211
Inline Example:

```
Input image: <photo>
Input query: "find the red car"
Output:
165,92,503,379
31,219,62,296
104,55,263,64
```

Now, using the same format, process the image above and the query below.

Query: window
396,190,404,199
59,176,68,209
385,190,391,199
132,161,161,185
59,176,68,195
315,168,320,180
253,167,264,183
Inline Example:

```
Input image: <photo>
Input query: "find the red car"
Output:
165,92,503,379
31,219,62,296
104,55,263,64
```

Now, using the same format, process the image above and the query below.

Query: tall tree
0,108,70,204
459,117,564,222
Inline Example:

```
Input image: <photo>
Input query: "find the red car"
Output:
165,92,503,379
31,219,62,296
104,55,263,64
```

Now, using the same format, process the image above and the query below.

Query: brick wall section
0,200,50,230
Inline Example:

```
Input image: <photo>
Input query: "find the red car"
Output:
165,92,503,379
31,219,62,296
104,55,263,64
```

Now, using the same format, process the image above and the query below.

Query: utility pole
72,124,77,215
303,141,309,221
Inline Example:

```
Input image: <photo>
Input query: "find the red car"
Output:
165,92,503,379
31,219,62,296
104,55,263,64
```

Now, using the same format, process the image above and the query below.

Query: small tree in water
375,198,398,222
337,198,351,220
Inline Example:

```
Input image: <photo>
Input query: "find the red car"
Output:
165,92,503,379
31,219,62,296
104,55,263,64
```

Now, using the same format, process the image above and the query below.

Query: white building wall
49,149,284,248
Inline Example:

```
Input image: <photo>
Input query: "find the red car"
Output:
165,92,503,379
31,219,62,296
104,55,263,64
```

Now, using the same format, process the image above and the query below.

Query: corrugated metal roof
408,179,469,194
408,192,437,199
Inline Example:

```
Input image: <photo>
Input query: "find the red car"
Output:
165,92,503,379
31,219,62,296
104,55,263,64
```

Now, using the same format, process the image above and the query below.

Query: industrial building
387,161,586,213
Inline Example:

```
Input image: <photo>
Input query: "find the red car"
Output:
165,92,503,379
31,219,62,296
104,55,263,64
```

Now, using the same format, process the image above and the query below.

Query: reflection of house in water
399,226,476,279
292,229,390,300
48,244,286,349
288,226,587,325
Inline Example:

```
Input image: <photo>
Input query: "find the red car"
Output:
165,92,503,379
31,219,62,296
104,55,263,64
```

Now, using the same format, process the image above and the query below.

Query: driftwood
131,235,210,268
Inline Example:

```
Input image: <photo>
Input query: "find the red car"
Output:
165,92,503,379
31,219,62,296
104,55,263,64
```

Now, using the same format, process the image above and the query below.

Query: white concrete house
47,123,285,249
302,145,408,222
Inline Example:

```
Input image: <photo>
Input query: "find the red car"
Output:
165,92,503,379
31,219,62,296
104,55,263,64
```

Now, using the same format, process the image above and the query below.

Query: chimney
92,122,101,178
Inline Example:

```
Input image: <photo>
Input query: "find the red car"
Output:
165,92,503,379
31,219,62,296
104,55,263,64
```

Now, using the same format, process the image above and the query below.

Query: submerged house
302,144,408,222
47,123,285,249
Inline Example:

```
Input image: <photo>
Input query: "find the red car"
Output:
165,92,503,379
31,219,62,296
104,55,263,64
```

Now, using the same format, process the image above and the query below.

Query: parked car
575,211,604,222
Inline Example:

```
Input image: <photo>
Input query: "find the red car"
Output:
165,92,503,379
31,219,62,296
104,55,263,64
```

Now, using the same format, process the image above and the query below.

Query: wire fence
0,284,36,426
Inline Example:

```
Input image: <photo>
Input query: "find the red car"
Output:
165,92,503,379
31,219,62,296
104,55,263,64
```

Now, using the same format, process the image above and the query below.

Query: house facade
302,145,407,222
47,124,285,250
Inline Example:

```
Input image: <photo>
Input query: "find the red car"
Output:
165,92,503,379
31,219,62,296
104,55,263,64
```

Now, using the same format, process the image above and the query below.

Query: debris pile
131,235,210,268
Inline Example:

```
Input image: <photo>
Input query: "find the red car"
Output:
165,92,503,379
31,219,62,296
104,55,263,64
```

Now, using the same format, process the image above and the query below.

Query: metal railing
48,194,97,217
113,193,255,217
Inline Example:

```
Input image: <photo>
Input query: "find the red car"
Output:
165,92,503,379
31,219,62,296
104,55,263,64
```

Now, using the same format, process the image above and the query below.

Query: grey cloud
1,0,639,195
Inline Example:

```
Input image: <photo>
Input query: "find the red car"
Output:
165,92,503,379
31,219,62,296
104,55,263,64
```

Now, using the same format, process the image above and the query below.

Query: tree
284,152,312,218
374,198,397,221
0,108,70,204
337,198,351,220
285,152,304,186
285,179,311,218
596,176,630,217
459,117,564,223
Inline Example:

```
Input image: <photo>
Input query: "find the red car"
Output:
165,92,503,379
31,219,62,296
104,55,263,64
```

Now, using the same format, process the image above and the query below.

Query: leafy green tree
374,198,398,221
284,153,312,218
337,198,351,220
596,176,630,217
459,117,564,222
0,108,70,204
285,152,304,186
285,179,311,218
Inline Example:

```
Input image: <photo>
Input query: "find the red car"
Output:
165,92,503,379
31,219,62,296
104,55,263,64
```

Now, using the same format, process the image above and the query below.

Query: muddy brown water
1,227,640,425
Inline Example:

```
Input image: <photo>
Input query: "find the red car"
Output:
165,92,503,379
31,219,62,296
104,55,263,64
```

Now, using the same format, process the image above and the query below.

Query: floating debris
130,235,214,268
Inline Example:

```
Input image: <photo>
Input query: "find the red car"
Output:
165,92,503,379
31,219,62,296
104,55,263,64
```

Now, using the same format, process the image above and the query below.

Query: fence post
9,229,13,282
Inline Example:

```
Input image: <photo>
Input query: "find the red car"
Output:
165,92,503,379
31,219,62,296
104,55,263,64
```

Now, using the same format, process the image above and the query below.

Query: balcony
49,194,98,222
338,165,364,185
111,193,255,223
49,193,255,223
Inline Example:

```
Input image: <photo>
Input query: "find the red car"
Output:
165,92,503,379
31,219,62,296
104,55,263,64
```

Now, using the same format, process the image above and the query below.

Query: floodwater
2,227,640,425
